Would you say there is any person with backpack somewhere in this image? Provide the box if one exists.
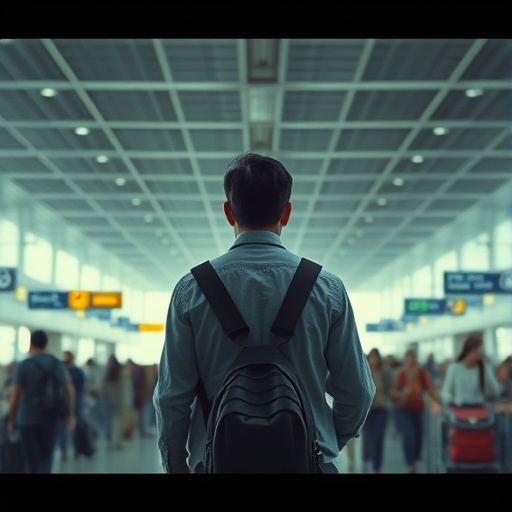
[7,329,75,473]
[153,152,376,474]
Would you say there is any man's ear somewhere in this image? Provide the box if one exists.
[223,201,236,226]
[280,202,292,227]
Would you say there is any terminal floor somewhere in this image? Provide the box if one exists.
[37,423,510,508]
[50,425,424,475]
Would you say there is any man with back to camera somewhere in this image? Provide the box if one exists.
[7,329,75,473]
[152,152,376,474]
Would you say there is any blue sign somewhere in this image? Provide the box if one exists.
[366,319,403,332]
[446,294,482,308]
[28,291,69,309]
[444,270,512,294]
[401,314,420,324]
[112,316,131,328]
[404,298,466,315]
[0,268,16,291]
[405,298,446,315]
[85,309,113,321]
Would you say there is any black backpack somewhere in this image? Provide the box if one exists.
[28,356,69,423]
[191,257,324,474]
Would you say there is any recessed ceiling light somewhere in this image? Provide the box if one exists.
[376,197,387,206]
[393,177,405,187]
[411,155,424,164]
[74,127,90,136]
[131,197,141,206]
[144,214,153,223]
[433,127,448,136]
[115,178,126,186]
[40,88,58,98]
[465,88,484,98]
[96,155,109,164]
[364,214,373,224]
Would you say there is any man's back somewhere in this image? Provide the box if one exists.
[157,230,375,472]
[153,152,375,474]
[13,353,67,427]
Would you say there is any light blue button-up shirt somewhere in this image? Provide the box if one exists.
[153,230,375,473]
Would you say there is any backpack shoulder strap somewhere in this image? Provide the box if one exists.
[191,261,249,344]
[191,258,322,433]
[272,258,322,342]
[191,261,249,426]
[26,356,55,375]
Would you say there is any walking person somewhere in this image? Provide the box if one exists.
[153,152,375,474]
[55,350,87,460]
[7,329,75,473]
[390,348,439,473]
[362,347,394,473]
[103,355,134,450]
[82,357,106,439]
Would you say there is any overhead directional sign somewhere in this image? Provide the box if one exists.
[90,292,122,309]
[366,319,404,332]
[0,268,16,292]
[28,291,69,309]
[68,291,91,310]
[27,290,123,310]
[68,291,122,309]
[444,270,512,294]
[404,298,466,315]
[112,316,131,328]
[138,323,164,332]
[85,309,113,321]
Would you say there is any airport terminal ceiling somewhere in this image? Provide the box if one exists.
[0,39,511,293]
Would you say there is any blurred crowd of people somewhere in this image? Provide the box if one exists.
[1,330,510,474]
[0,336,158,473]
[345,334,512,474]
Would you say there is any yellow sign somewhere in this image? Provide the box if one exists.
[447,298,466,315]
[138,323,164,332]
[90,292,122,309]
[68,290,91,310]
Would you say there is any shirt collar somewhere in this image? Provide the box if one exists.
[229,230,285,251]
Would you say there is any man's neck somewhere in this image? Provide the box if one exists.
[28,347,46,356]
[235,225,281,237]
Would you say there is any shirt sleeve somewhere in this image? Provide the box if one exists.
[153,280,197,473]
[325,285,376,450]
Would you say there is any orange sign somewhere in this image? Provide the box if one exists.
[90,292,122,309]
[138,323,164,332]
[68,290,91,310]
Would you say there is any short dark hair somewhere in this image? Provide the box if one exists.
[30,329,48,349]
[223,152,293,228]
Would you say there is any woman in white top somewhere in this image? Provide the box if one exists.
[441,334,501,407]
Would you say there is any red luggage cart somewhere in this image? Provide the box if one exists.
[434,404,510,473]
